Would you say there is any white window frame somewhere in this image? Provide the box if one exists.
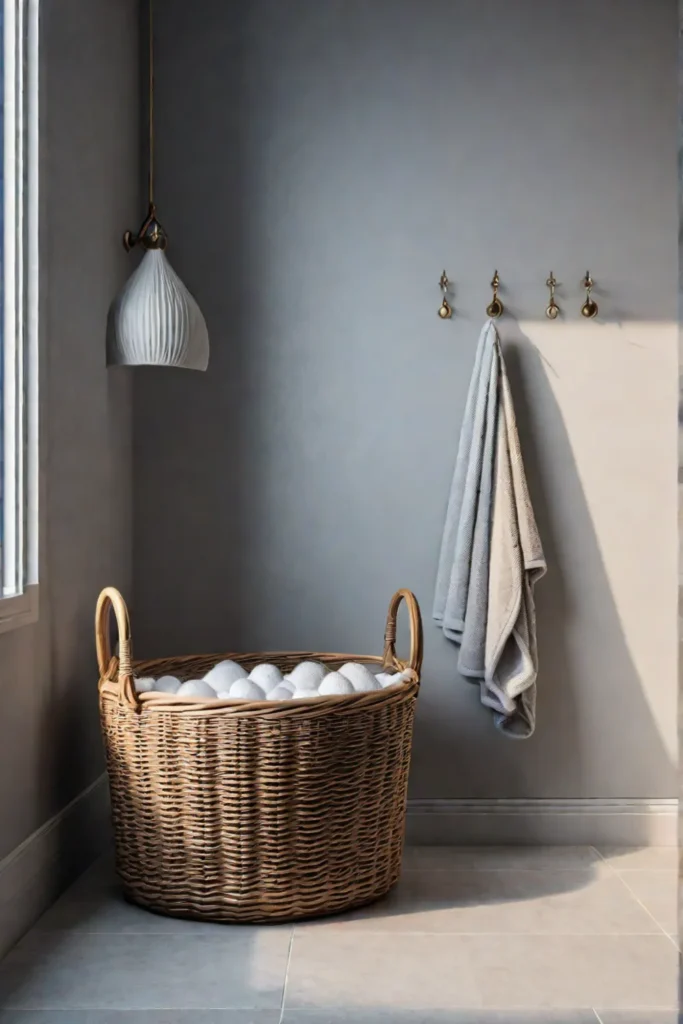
[0,0,38,633]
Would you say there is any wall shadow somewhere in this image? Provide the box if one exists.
[130,0,677,816]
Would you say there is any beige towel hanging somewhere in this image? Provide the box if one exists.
[482,341,546,736]
[434,320,546,737]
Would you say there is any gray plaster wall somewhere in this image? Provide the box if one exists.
[134,0,678,801]
[0,0,137,863]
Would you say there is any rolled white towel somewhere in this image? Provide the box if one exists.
[288,661,328,690]
[153,675,181,694]
[177,679,217,698]
[204,660,248,692]
[229,678,266,700]
[267,684,296,701]
[339,662,381,692]
[376,671,409,688]
[134,677,155,693]
[248,663,284,692]
[318,671,355,695]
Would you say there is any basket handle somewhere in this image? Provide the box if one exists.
[95,587,137,707]
[382,589,423,675]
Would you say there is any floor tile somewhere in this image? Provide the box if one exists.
[33,876,283,936]
[285,932,676,1010]
[466,934,677,1010]
[299,866,658,934]
[285,932,483,1010]
[0,1014,280,1023]
[281,1011,597,1022]
[595,1013,678,1023]
[402,846,600,871]
[0,930,291,1010]
[614,871,677,933]
[595,847,677,871]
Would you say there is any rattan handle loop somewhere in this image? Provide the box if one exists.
[95,587,137,707]
[382,589,423,675]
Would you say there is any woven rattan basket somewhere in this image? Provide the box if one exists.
[96,586,423,923]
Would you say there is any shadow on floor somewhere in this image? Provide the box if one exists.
[37,846,604,931]
[0,1005,675,1023]
[0,847,674,1019]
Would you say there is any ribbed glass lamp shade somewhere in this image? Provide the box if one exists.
[107,249,209,370]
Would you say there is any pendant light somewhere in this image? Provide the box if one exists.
[106,0,209,370]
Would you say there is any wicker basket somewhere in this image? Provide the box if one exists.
[96,586,423,923]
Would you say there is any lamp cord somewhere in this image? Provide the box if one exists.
[148,0,154,207]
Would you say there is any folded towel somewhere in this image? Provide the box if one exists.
[433,320,546,737]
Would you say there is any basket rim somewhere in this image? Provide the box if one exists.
[96,586,423,714]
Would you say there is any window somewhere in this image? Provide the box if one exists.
[0,0,38,631]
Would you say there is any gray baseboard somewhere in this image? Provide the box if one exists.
[405,798,678,847]
[0,773,110,959]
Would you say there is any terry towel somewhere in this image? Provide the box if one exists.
[433,320,546,737]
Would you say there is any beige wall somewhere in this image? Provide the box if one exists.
[0,0,137,864]
[133,0,677,802]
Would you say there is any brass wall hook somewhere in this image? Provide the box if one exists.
[545,272,560,319]
[486,270,503,318]
[581,271,598,318]
[438,270,453,319]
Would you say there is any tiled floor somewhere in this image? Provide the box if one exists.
[0,846,677,1023]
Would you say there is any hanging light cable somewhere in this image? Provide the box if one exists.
[106,0,209,370]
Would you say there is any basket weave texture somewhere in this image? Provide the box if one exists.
[96,587,423,923]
